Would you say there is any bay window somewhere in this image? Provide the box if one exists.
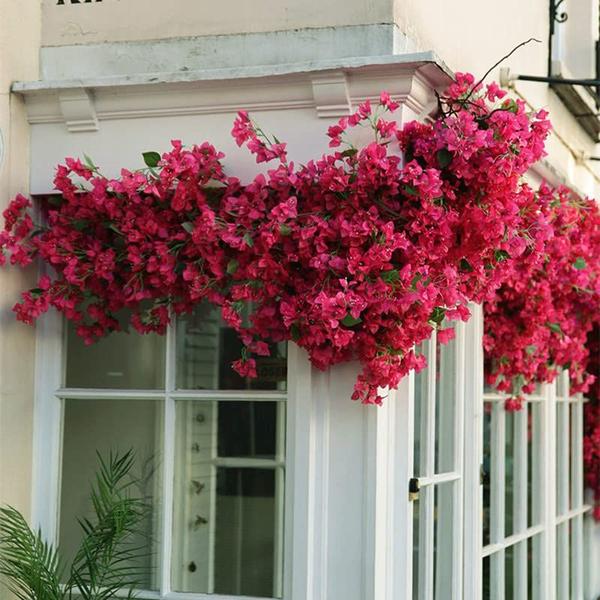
[50,303,288,599]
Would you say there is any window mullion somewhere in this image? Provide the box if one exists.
[418,330,437,600]
[513,408,528,598]
[571,391,585,599]
[160,321,177,597]
[490,402,505,600]
[539,381,557,600]
[462,304,483,600]
[32,309,65,542]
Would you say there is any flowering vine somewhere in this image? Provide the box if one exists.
[0,74,552,404]
[483,184,600,409]
[2,69,600,510]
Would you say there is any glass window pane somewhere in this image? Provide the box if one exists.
[528,403,541,528]
[218,401,280,459]
[412,500,420,598]
[483,555,491,599]
[66,316,165,389]
[176,302,287,391]
[434,481,457,599]
[172,400,284,598]
[556,521,570,598]
[60,398,162,591]
[413,340,428,477]
[505,411,515,537]
[505,543,515,600]
[556,401,570,515]
[435,333,457,474]
[483,402,492,547]
[214,468,280,597]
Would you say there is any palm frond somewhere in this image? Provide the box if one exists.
[0,506,64,600]
[66,449,152,600]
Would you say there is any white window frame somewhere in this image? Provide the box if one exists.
[30,298,593,600]
[30,308,308,600]
[466,342,592,599]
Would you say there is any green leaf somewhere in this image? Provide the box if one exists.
[72,219,90,231]
[436,148,453,169]
[47,196,64,208]
[181,221,195,233]
[226,259,239,275]
[503,98,519,114]
[243,233,254,247]
[410,272,423,290]
[340,148,358,159]
[403,185,418,197]
[83,153,97,171]
[142,151,161,168]
[494,249,510,262]
[341,313,362,327]
[459,258,473,272]
[429,307,446,325]
[290,323,301,341]
[104,222,122,235]
[279,224,292,236]
[573,257,587,270]
[546,322,563,335]
[526,344,537,356]
[380,269,399,283]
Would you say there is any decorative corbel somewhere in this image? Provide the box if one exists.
[58,88,99,132]
[310,72,351,118]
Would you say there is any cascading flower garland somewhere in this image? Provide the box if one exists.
[1,71,600,507]
[483,184,600,410]
[0,74,553,404]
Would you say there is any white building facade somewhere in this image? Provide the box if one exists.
[1,1,600,599]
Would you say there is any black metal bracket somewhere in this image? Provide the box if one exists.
[548,0,568,77]
[551,0,568,31]
[516,74,600,87]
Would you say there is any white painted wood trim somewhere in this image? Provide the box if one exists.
[31,308,64,540]
[540,381,557,600]
[462,303,484,600]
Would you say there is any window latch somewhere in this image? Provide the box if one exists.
[480,464,490,486]
[408,477,420,502]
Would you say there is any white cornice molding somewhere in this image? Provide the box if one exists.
[311,72,351,118]
[12,54,452,131]
[58,88,98,132]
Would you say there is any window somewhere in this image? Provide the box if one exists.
[50,303,288,599]
[480,371,590,599]
[411,329,464,599]
[481,384,544,598]
[408,307,592,600]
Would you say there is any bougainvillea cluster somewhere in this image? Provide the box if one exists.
[483,184,600,409]
[0,73,552,404]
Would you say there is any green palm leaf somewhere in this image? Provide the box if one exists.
[0,449,152,600]
[65,450,152,600]
[0,506,64,600]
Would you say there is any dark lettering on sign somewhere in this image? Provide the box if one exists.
[57,0,102,4]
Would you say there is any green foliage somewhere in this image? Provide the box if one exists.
[0,450,151,600]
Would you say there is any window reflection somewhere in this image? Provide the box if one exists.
[176,303,287,391]
[172,400,284,598]
[66,315,165,389]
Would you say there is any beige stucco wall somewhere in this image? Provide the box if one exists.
[0,0,41,517]
[40,0,600,197]
[41,0,393,46]
[393,0,600,197]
